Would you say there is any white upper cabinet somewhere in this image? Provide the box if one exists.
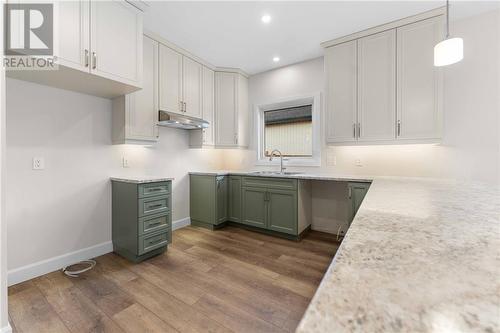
[7,0,143,98]
[397,17,443,140]
[215,71,249,148]
[215,72,238,146]
[236,74,249,147]
[182,56,203,118]
[55,0,90,72]
[112,35,158,144]
[189,66,215,147]
[357,30,396,142]
[202,67,215,145]
[90,0,143,86]
[323,11,444,145]
[325,40,357,143]
[159,44,183,114]
[158,44,204,118]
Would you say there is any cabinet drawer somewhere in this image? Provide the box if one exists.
[138,195,170,217]
[139,212,170,236]
[242,177,297,191]
[138,182,171,198]
[138,230,170,255]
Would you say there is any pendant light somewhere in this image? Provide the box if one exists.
[434,0,463,66]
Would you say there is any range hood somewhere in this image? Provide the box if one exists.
[158,111,209,130]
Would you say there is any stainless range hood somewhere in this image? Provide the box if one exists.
[158,111,209,130]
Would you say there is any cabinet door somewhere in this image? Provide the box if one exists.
[228,176,241,222]
[267,189,297,235]
[236,74,249,147]
[325,41,357,143]
[357,30,396,141]
[202,67,215,145]
[397,17,443,140]
[216,176,228,224]
[55,0,90,72]
[215,72,237,146]
[183,57,203,118]
[241,187,267,228]
[190,175,216,225]
[348,182,370,224]
[159,44,183,115]
[125,36,158,141]
[90,0,142,86]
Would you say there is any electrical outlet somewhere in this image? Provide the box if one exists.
[122,157,130,168]
[355,158,362,167]
[32,157,45,170]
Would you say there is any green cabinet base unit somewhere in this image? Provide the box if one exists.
[191,219,227,230]
[112,180,172,263]
[113,244,168,263]
[190,174,312,238]
[227,222,311,241]
[348,182,371,225]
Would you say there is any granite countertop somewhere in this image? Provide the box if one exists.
[188,170,373,183]
[297,178,500,333]
[110,176,174,184]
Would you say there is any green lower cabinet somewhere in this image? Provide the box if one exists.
[228,176,242,222]
[216,176,228,224]
[190,174,228,228]
[267,189,297,235]
[348,182,370,224]
[112,180,172,263]
[190,175,311,238]
[241,186,267,228]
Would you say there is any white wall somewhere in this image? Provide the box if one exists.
[6,78,225,275]
[228,9,500,232]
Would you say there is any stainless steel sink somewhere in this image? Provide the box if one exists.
[249,171,303,176]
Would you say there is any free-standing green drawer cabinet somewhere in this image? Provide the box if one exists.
[112,179,172,262]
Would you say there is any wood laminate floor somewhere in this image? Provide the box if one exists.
[8,226,340,333]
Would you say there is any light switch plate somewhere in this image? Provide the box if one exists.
[355,158,362,167]
[33,157,45,170]
[122,157,130,168]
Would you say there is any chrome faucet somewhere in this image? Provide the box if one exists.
[269,149,286,174]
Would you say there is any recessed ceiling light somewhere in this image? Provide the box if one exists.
[273,56,280,62]
[261,15,271,24]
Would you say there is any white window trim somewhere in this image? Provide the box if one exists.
[255,92,321,167]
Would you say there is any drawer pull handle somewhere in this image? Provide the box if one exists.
[147,220,162,228]
[149,188,163,192]
[147,203,163,209]
[147,236,163,246]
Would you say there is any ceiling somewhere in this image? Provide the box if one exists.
[144,1,499,75]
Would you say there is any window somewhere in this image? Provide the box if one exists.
[264,105,312,157]
[256,93,321,166]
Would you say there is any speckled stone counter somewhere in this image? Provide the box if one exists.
[297,178,500,333]
[110,176,174,184]
[188,171,373,183]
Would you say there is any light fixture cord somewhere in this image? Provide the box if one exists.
[446,0,450,38]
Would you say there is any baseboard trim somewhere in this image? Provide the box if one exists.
[7,241,113,286]
[8,218,191,286]
[172,217,190,230]
[0,324,12,333]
